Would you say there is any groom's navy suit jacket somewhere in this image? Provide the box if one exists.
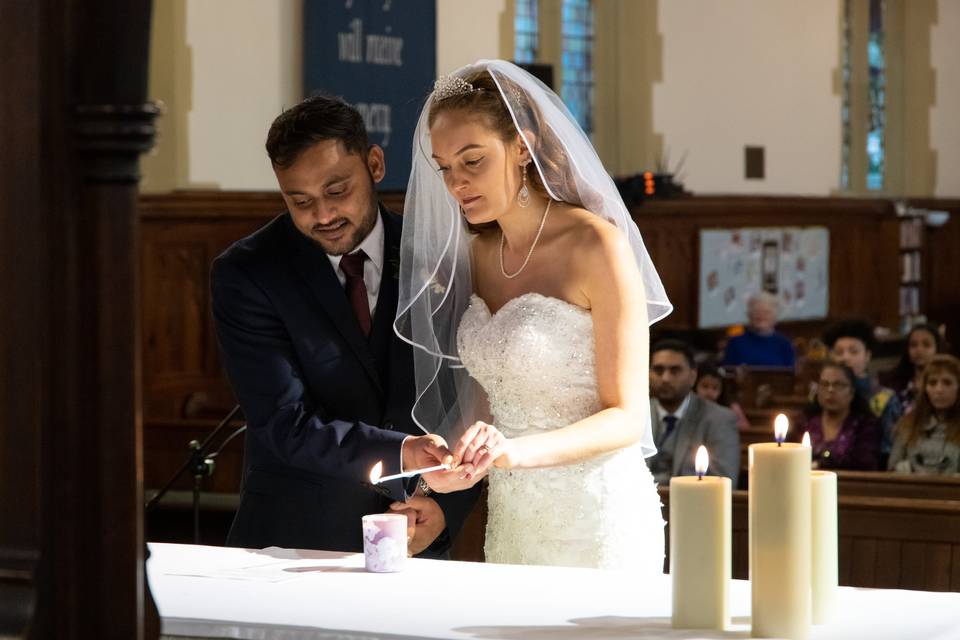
[211,208,477,555]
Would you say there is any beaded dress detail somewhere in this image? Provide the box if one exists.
[457,293,665,571]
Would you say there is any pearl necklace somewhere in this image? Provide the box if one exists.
[499,199,553,279]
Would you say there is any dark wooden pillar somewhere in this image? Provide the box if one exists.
[0,0,158,637]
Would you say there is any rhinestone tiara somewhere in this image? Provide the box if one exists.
[432,75,476,102]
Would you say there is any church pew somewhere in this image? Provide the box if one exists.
[834,470,960,502]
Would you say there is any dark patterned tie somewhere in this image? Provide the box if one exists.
[339,250,371,337]
[659,415,679,448]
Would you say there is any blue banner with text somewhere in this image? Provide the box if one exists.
[304,0,436,191]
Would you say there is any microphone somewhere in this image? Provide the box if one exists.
[146,404,245,544]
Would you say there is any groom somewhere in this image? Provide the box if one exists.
[211,94,478,556]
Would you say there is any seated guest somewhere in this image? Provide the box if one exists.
[823,320,902,460]
[649,340,740,486]
[889,354,960,475]
[889,323,945,415]
[800,362,882,470]
[721,292,796,368]
[694,362,750,430]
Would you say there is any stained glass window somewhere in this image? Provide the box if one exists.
[840,0,886,191]
[866,0,886,191]
[515,0,538,64]
[561,0,593,136]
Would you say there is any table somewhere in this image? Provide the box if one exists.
[148,543,960,640]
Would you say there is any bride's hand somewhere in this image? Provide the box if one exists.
[453,421,517,476]
[420,464,487,493]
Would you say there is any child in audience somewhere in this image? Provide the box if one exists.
[888,354,960,475]
[800,362,882,470]
[695,362,750,430]
[889,323,945,414]
[823,320,902,464]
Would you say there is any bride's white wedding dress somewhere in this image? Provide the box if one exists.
[457,292,665,572]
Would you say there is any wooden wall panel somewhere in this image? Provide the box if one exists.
[910,198,960,349]
[139,192,281,425]
[632,197,902,333]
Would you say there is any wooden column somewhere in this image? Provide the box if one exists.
[0,0,159,637]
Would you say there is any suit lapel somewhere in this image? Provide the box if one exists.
[285,215,382,394]
[672,394,702,476]
[368,210,401,364]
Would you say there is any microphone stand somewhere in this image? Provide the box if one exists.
[146,404,245,544]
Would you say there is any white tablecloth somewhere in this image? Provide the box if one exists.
[148,542,960,640]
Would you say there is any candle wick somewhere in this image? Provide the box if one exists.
[697,473,703,481]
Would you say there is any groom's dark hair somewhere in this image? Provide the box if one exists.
[650,339,696,369]
[266,94,370,169]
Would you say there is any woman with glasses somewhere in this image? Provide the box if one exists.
[888,354,960,475]
[798,362,882,470]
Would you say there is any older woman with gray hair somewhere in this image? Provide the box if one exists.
[721,291,796,368]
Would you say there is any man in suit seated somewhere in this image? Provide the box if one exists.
[212,95,478,557]
[648,339,740,486]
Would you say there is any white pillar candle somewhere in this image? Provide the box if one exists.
[811,470,838,624]
[749,414,811,639]
[670,446,731,630]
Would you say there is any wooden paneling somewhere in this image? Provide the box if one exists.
[140,191,282,425]
[632,196,902,333]
[910,197,960,350]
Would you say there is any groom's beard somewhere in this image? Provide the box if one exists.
[651,382,690,406]
[310,193,378,256]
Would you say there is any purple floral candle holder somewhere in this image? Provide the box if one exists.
[362,513,407,573]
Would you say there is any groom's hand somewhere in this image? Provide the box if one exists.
[401,434,453,472]
[390,496,445,556]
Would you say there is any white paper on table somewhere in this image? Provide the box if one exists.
[161,547,366,583]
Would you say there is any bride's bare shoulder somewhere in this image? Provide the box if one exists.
[552,204,631,261]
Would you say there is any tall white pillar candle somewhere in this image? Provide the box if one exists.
[670,446,731,630]
[811,470,838,624]
[749,414,811,639]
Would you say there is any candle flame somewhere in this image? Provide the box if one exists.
[695,445,709,476]
[369,461,383,484]
[801,431,811,448]
[774,413,789,443]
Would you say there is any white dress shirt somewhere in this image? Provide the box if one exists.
[326,210,384,317]
[652,392,692,441]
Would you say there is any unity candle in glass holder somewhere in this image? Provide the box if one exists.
[749,414,811,640]
[670,446,731,630]
[362,514,408,573]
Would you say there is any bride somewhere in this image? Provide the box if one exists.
[394,60,672,572]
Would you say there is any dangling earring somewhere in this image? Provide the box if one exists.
[517,162,531,208]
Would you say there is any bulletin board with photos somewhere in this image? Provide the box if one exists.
[698,227,830,329]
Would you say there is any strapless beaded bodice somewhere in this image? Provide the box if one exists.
[456,293,664,571]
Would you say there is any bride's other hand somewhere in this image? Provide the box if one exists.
[454,421,516,475]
